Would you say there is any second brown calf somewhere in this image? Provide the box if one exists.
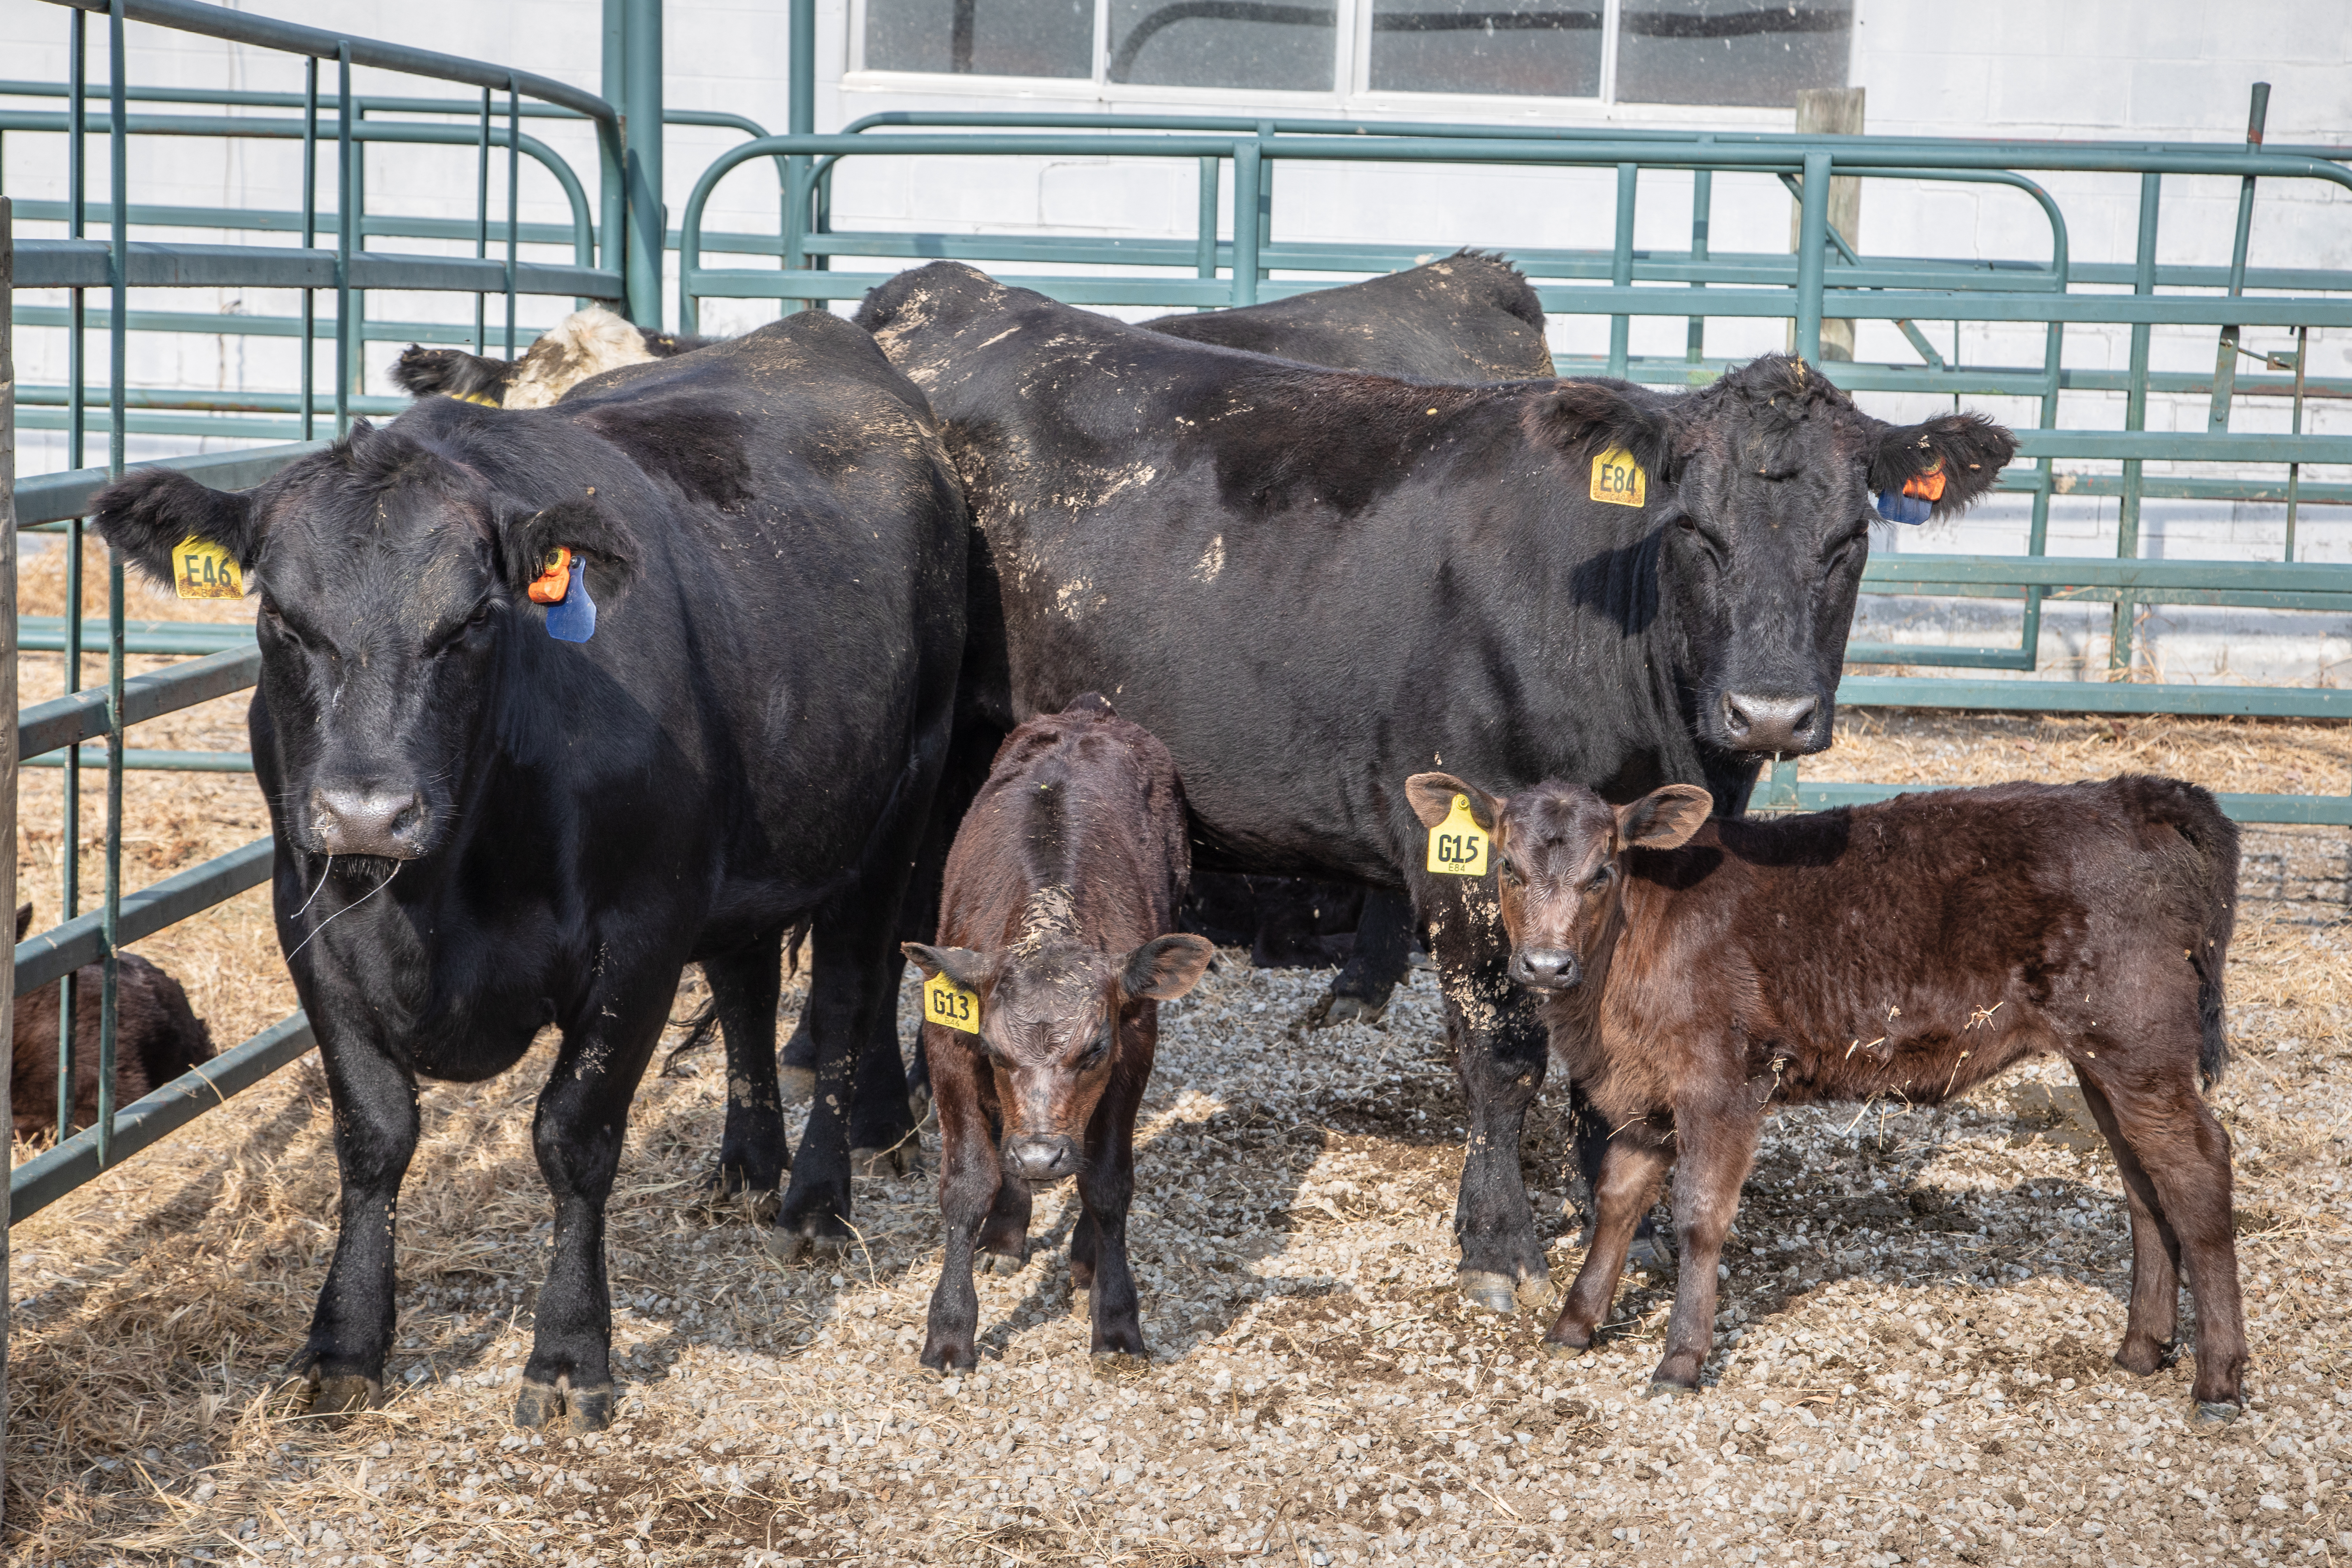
[12,903,216,1140]
[906,696,1213,1371]
[1406,772,2247,1423]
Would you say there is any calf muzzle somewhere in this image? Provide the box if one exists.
[1510,948,1581,990]
[308,783,431,860]
[1006,1134,1081,1183]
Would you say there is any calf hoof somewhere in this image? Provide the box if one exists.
[1644,1379,1695,1404]
[1458,1269,1520,1315]
[852,1142,923,1179]
[1313,993,1387,1029]
[778,1064,816,1101]
[1542,1339,1590,1361]
[2192,1400,2244,1431]
[2115,1335,2181,1376]
[763,1222,849,1264]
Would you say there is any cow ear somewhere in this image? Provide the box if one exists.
[89,468,262,591]
[1523,378,1680,478]
[1868,412,2016,518]
[1406,771,1505,832]
[902,943,998,993]
[1616,784,1713,851]
[15,902,32,943]
[1121,934,1215,1002]
[497,491,639,599]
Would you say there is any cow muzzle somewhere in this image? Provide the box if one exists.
[1006,1134,1081,1183]
[1510,948,1581,991]
[1719,689,1828,755]
[308,782,431,859]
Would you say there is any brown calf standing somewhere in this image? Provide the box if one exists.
[906,696,1214,1371]
[1405,773,2247,1423]
[12,903,216,1140]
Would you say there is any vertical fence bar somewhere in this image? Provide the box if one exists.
[475,86,491,354]
[1685,163,1711,368]
[1232,141,1262,307]
[335,44,353,437]
[2284,325,2307,563]
[2205,82,2268,434]
[787,0,815,312]
[1196,155,1219,299]
[59,8,86,1137]
[623,0,665,328]
[505,80,521,357]
[349,96,367,408]
[2016,318,2064,670]
[300,56,318,440]
[2,193,21,1533]
[100,0,130,1168]
[1608,162,1636,378]
[2112,171,2161,673]
[600,0,627,287]
[1794,150,1830,363]
[1254,122,1273,278]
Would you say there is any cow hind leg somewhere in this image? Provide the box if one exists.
[516,981,673,1433]
[2072,1069,2183,1375]
[703,926,791,1219]
[770,901,900,1259]
[1318,887,1414,1026]
[848,960,922,1177]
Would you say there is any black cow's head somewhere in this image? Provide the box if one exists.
[91,421,635,862]
[1529,356,2015,757]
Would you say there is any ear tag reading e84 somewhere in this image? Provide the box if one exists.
[1589,448,1647,508]
[1426,793,1491,877]
[923,970,981,1035]
[173,535,243,600]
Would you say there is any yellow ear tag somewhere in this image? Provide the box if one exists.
[922,970,981,1035]
[1426,794,1491,877]
[173,535,243,599]
[1590,447,1647,508]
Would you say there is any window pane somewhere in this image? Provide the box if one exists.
[1615,1,1851,107]
[1370,0,1601,97]
[1108,0,1336,89]
[864,0,1094,77]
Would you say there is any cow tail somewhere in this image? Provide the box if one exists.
[2163,779,2241,1089]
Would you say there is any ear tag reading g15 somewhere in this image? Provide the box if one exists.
[1589,448,1647,508]
[923,970,981,1035]
[173,535,243,600]
[1426,793,1491,877]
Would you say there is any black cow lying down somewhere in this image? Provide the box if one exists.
[93,312,966,1430]
[856,261,2016,1312]
[1414,771,2247,1419]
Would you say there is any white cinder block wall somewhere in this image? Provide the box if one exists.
[4,0,2347,677]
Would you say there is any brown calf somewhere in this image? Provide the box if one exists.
[1405,773,2247,1423]
[12,903,216,1140]
[905,696,1213,1371]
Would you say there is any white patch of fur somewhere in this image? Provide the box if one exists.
[503,305,654,409]
[1192,534,1226,584]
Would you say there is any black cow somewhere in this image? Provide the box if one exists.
[854,262,2015,1312]
[92,312,967,1429]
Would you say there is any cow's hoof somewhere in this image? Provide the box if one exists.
[1091,1349,1150,1373]
[289,1368,380,1422]
[1644,1380,1694,1404]
[565,1383,616,1433]
[699,1174,782,1225]
[1515,1273,1556,1309]
[1458,1270,1520,1314]
[2192,1400,2244,1431]
[762,1224,848,1264]
[1314,993,1387,1029]
[778,1065,815,1101]
[1542,1339,1588,1361]
[513,1380,565,1431]
[851,1142,923,1179]
[921,1342,977,1375]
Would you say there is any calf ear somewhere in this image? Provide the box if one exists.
[1523,378,1681,479]
[1868,412,2017,518]
[15,902,32,943]
[1121,934,1215,1002]
[1617,783,1713,851]
[901,943,996,993]
[1405,771,1505,832]
[498,491,639,599]
[89,469,262,591]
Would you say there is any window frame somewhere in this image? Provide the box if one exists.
[842,0,1851,119]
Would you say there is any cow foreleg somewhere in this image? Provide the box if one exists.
[704,925,790,1219]
[1318,886,1415,1026]
[288,1035,420,1419]
[516,983,671,1434]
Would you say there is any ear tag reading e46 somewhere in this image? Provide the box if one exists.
[173,535,243,600]
[1590,448,1646,508]
[923,970,981,1035]
[1426,793,1491,877]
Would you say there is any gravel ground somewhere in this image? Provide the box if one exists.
[5,710,2348,1567]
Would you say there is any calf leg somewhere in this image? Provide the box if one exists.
[1650,1098,1762,1393]
[705,925,790,1217]
[1568,1080,1672,1272]
[516,979,673,1433]
[2073,1069,2183,1375]
[1074,1024,1154,1359]
[2075,1056,2247,1417]
[288,1036,421,1417]
[921,1027,998,1372]
[1546,1131,1671,1354]
[1320,887,1415,1025]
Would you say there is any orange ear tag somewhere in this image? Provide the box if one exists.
[1901,459,1948,503]
[527,546,572,604]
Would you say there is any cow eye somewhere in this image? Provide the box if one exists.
[1585,865,1614,891]
[1497,860,1524,888]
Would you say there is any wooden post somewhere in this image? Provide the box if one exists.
[1790,87,1864,362]
[1,193,19,1533]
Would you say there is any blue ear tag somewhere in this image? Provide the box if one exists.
[1875,488,1934,525]
[544,568,597,642]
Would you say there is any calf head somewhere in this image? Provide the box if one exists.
[1406,774,1711,990]
[905,924,1213,1181]
[1528,357,2015,757]
[92,422,635,862]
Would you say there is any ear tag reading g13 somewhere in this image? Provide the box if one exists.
[173,535,243,600]
[1589,448,1647,508]
[1426,793,1491,877]
[923,970,981,1035]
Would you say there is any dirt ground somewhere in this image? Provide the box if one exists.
[5,548,2348,1567]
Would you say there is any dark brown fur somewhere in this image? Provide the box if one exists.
[1405,774,2247,1418]
[905,695,1212,1371]
[12,903,215,1139]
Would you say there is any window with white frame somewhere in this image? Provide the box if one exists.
[857,0,1851,105]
